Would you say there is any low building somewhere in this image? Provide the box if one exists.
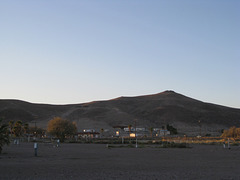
[83,129,96,133]
[156,129,170,136]
[78,130,100,138]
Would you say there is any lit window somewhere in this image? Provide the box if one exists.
[130,133,135,138]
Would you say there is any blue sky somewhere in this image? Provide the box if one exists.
[0,0,239,108]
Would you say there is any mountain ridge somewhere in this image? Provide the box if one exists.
[1,91,240,136]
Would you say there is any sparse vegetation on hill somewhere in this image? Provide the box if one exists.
[1,91,240,136]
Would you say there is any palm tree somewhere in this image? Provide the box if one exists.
[24,123,29,135]
[9,120,14,137]
[0,118,10,153]
[13,120,23,137]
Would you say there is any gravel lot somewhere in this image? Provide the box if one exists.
[1,142,240,180]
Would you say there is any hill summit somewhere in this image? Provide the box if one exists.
[1,91,240,136]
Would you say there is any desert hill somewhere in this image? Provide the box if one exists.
[1,91,240,136]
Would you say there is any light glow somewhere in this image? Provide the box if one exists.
[130,133,136,138]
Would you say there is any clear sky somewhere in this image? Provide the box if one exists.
[0,0,239,108]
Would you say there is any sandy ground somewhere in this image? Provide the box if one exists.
[0,142,240,180]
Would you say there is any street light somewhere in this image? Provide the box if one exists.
[116,130,119,137]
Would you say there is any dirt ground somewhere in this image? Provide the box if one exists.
[0,142,240,180]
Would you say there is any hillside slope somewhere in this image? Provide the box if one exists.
[1,91,240,135]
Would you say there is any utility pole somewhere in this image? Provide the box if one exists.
[163,118,166,137]
[30,121,37,139]
[32,121,37,134]
[32,115,38,135]
[134,119,137,148]
[198,120,202,137]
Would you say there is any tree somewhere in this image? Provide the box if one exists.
[221,126,240,139]
[167,124,178,135]
[47,117,77,142]
[0,118,10,154]
[29,126,46,137]
[24,123,29,134]
[13,120,23,137]
[9,120,14,137]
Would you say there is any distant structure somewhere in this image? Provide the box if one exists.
[113,126,170,137]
